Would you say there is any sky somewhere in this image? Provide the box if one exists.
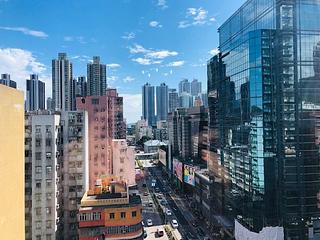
[0,0,245,123]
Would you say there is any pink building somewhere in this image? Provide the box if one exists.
[76,89,126,189]
[112,139,136,187]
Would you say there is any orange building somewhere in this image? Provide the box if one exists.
[79,177,143,240]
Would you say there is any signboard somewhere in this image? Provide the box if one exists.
[183,164,200,186]
[173,158,183,182]
[159,149,166,166]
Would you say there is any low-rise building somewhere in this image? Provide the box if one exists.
[144,140,167,153]
[79,177,143,240]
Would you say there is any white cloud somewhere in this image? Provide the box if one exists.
[107,63,121,69]
[149,21,162,28]
[157,0,168,9]
[130,44,177,65]
[123,76,135,82]
[0,26,48,38]
[167,60,185,67]
[209,48,219,56]
[0,48,50,96]
[121,94,142,123]
[146,50,177,59]
[132,58,162,65]
[63,36,87,44]
[129,44,150,54]
[71,55,91,62]
[122,32,135,40]
[178,7,216,28]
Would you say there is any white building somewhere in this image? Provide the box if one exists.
[135,119,153,141]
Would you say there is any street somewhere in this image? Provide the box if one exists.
[138,163,213,240]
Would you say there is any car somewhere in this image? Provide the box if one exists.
[143,192,148,196]
[155,229,164,237]
[166,209,172,216]
[171,219,179,228]
[156,194,162,200]
[143,230,147,238]
[148,201,153,207]
[155,188,160,193]
[141,221,144,226]
[160,199,167,205]
[147,219,153,226]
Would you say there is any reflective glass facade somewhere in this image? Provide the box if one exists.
[208,0,320,238]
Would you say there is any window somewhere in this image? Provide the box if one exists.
[36,181,41,188]
[46,234,52,240]
[36,221,41,229]
[132,211,137,217]
[121,212,126,219]
[36,207,41,216]
[92,98,99,105]
[46,193,52,201]
[46,179,52,188]
[35,193,41,202]
[46,152,52,160]
[35,166,42,174]
[35,152,42,160]
[36,139,41,147]
[46,166,52,175]
[46,207,52,215]
[110,213,115,219]
[46,139,51,147]
[46,220,52,229]
[36,235,41,240]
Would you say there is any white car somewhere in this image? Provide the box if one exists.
[147,219,153,226]
[166,209,172,216]
[171,219,178,228]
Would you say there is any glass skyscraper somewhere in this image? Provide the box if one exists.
[208,0,320,238]
[142,83,156,127]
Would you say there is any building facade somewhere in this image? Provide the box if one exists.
[25,113,61,240]
[76,89,126,189]
[58,111,89,240]
[87,56,107,97]
[208,0,320,238]
[76,76,87,97]
[191,79,202,97]
[52,53,75,111]
[156,83,168,121]
[168,88,179,113]
[0,85,25,240]
[78,177,143,240]
[178,79,190,95]
[26,74,45,111]
[179,92,193,109]
[142,83,156,126]
[0,73,17,88]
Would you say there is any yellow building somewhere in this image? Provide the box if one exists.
[0,85,25,239]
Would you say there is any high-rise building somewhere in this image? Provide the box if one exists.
[87,56,107,96]
[79,177,143,240]
[52,53,75,111]
[201,93,208,107]
[179,92,193,108]
[0,85,25,239]
[76,88,126,189]
[156,83,168,121]
[46,97,53,111]
[25,111,89,240]
[58,111,89,240]
[142,83,156,126]
[178,79,190,95]
[25,113,61,240]
[208,0,320,238]
[168,88,179,113]
[76,76,87,97]
[26,74,45,111]
[0,73,17,88]
[191,79,202,97]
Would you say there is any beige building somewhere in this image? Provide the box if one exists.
[0,85,25,240]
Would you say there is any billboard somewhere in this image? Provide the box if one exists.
[159,149,166,166]
[173,158,183,182]
[183,164,200,186]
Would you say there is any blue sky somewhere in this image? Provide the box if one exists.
[0,0,245,123]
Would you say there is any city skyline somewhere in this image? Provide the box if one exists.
[0,0,244,123]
